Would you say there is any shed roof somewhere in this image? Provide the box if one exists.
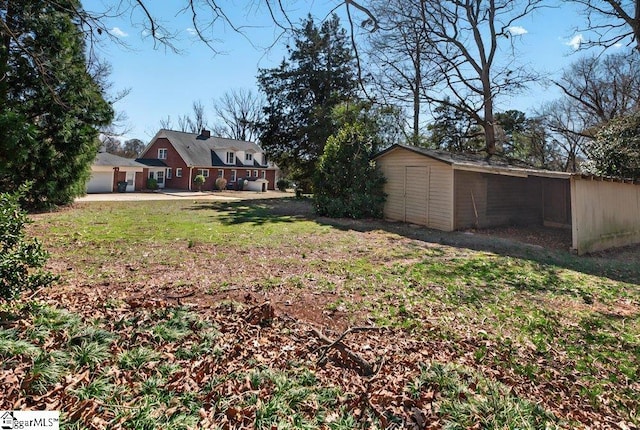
[148,129,267,168]
[374,144,571,179]
[94,152,147,168]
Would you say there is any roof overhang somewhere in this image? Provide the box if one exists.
[453,163,571,179]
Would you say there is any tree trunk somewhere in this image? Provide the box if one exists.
[0,0,13,104]
[482,71,496,156]
[412,42,421,143]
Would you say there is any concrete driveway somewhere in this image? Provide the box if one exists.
[76,189,293,202]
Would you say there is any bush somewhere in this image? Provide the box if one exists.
[1,186,57,300]
[313,122,386,218]
[193,174,206,191]
[215,177,227,191]
[587,111,640,179]
[146,177,158,190]
[276,179,290,192]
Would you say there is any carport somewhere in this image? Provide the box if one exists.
[374,144,640,255]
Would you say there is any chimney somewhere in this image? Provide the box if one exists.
[198,129,211,139]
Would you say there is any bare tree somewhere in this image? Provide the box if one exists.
[166,100,208,133]
[554,52,640,132]
[365,0,434,142]
[410,0,543,156]
[122,138,146,157]
[571,0,640,51]
[212,88,264,141]
[100,135,122,154]
[159,115,173,129]
[539,99,590,172]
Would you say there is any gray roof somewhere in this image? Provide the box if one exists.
[375,144,571,179]
[150,129,266,168]
[94,151,147,168]
[136,158,168,167]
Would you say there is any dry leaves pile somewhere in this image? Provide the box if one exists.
[1,280,637,430]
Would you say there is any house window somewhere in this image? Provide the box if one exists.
[246,170,251,177]
[218,170,224,178]
[253,170,258,177]
[176,168,182,178]
[231,170,237,181]
[197,169,209,178]
[262,171,266,179]
[245,153,253,161]
[149,172,155,179]
[226,152,235,164]
[166,168,172,179]
[158,148,168,159]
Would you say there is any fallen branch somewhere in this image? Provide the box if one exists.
[310,326,381,377]
[167,291,195,300]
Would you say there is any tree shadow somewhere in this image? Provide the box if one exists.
[186,197,640,285]
[322,216,640,286]
[185,197,315,226]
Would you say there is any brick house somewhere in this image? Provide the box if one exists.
[136,129,279,191]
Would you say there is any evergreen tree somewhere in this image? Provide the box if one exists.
[258,14,358,189]
[0,0,113,210]
[313,103,387,219]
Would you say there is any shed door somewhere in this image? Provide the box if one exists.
[404,166,429,225]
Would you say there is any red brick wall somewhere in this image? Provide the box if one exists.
[143,137,190,190]
[141,137,278,191]
[266,170,277,190]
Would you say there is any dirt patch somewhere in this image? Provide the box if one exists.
[465,225,573,251]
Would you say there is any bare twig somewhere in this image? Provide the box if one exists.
[166,291,195,300]
[310,326,382,376]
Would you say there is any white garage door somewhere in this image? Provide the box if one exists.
[86,171,113,193]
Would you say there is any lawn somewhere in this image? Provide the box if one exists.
[1,197,638,429]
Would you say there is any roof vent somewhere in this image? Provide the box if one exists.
[197,129,211,139]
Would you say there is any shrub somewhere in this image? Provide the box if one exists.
[193,174,206,191]
[1,186,57,300]
[313,122,386,219]
[276,179,290,192]
[586,110,640,179]
[215,177,227,191]
[146,177,158,190]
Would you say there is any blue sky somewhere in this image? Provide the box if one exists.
[83,1,626,143]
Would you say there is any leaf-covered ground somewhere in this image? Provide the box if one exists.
[1,198,639,429]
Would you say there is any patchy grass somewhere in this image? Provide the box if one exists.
[7,197,640,428]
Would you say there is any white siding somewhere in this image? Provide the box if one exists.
[571,177,640,254]
[377,148,454,231]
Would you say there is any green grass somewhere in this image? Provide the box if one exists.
[18,198,640,427]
